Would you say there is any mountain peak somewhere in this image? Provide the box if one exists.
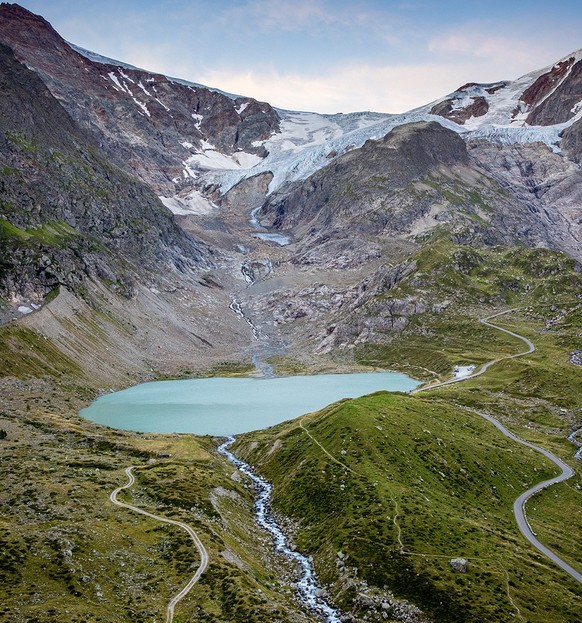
[0,3,280,194]
[0,2,46,21]
[0,3,65,46]
[423,47,582,129]
[0,2,91,81]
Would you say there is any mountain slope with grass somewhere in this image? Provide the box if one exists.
[0,382,323,623]
[232,247,582,621]
[233,302,582,623]
[234,392,579,623]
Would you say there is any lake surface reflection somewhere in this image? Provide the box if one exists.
[81,372,419,435]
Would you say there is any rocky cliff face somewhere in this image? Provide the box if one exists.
[0,3,280,195]
[430,91,490,125]
[255,121,581,265]
[522,56,582,125]
[258,122,469,236]
[467,139,582,261]
[0,41,210,306]
[561,117,582,162]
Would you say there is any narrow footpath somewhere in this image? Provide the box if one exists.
[110,466,209,623]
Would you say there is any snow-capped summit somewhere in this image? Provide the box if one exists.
[1,3,580,219]
[417,48,582,130]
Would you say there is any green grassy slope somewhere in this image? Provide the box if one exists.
[234,388,580,622]
[0,384,317,623]
[355,241,581,381]
[235,250,582,623]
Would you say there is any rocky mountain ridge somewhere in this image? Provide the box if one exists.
[1,2,581,370]
[4,4,581,221]
[255,120,582,267]
[422,48,582,128]
[0,41,211,304]
[196,46,582,206]
[0,38,250,379]
[0,3,280,196]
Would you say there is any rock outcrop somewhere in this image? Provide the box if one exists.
[427,51,582,128]
[430,93,489,124]
[259,121,470,234]
[256,121,582,265]
[561,117,582,163]
[524,57,582,126]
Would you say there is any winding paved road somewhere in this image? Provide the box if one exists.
[412,308,534,393]
[414,309,581,584]
[110,466,209,623]
[473,409,582,583]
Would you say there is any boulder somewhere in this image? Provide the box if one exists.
[450,557,468,573]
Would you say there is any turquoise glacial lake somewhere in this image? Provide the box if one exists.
[80,372,419,436]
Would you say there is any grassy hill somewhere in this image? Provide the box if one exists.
[234,389,580,622]
[353,240,582,381]
[234,298,582,622]
[0,379,324,623]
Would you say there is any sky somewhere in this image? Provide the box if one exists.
[13,0,582,114]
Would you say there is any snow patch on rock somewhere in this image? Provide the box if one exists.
[453,365,476,378]
[159,190,217,215]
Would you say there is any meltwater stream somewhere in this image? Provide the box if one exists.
[217,437,344,623]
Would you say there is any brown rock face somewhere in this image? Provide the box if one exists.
[520,57,575,106]
[430,96,489,125]
[525,59,582,126]
[0,40,209,301]
[0,4,280,193]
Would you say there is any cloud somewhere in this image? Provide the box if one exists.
[427,27,580,76]
[196,62,496,114]
[220,0,402,42]
[217,0,337,33]
[428,32,535,65]
[243,0,335,31]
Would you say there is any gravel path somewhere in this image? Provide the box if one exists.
[110,466,209,623]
